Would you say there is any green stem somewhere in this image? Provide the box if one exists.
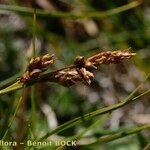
[31,8,37,137]
[1,96,22,140]
[32,8,36,57]
[0,71,22,89]
[31,85,36,137]
[0,81,23,95]
[82,124,150,146]
[0,1,142,19]
[70,116,108,141]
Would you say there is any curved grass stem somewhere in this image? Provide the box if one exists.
[1,96,22,140]
[0,1,142,19]
[31,8,37,138]
[81,124,150,147]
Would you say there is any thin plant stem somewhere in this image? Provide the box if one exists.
[56,115,109,150]
[0,71,22,89]
[0,1,142,19]
[0,81,23,95]
[32,9,36,58]
[57,116,108,149]
[1,96,22,140]
[31,85,36,137]
[31,8,37,137]
[82,124,150,147]
[70,115,108,141]
[56,124,150,149]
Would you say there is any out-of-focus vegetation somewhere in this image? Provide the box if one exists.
[0,0,150,150]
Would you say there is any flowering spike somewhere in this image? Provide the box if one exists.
[85,50,136,69]
[19,49,136,86]
[19,54,54,84]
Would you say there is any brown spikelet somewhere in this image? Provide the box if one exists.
[49,50,135,87]
[19,54,54,84]
[19,49,136,86]
[85,50,136,69]
[49,68,94,87]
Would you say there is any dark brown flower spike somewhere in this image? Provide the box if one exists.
[50,49,135,87]
[51,68,94,87]
[85,50,136,69]
[19,49,136,86]
[20,54,54,84]
[28,54,54,72]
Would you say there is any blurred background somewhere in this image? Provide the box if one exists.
[0,0,150,149]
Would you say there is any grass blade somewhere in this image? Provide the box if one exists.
[0,1,142,19]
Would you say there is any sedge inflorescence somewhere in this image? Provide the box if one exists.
[20,54,54,83]
[19,50,136,86]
